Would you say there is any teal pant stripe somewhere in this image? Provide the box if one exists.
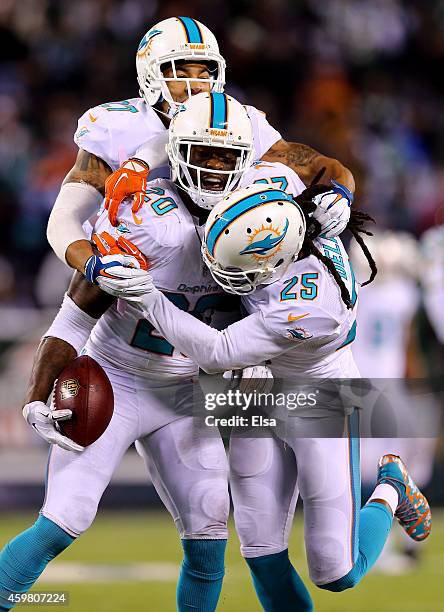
[348,410,361,561]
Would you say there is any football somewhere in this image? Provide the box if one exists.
[53,355,114,446]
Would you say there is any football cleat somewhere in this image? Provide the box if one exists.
[377,454,431,541]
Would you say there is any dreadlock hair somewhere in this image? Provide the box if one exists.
[296,188,377,310]
[347,210,377,286]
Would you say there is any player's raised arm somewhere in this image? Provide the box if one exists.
[261,140,355,238]
[22,273,114,451]
[262,139,355,192]
[47,149,112,273]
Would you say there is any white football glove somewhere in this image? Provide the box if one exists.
[96,265,155,298]
[224,364,274,394]
[85,253,142,282]
[23,401,84,452]
[297,180,353,238]
[312,193,351,238]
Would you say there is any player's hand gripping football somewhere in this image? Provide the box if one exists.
[296,179,353,239]
[104,159,149,227]
[85,231,152,298]
[23,401,84,452]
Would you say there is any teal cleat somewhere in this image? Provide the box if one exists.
[377,454,432,542]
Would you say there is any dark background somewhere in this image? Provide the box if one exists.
[0,0,443,506]
[1,0,444,303]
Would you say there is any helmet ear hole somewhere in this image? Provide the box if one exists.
[275,259,284,267]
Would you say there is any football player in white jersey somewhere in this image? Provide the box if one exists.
[119,189,432,608]
[46,16,355,293]
[0,92,352,611]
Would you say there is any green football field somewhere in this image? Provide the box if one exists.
[0,510,443,611]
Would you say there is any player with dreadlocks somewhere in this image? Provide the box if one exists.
[115,183,431,611]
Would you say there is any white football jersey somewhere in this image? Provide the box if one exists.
[145,236,359,379]
[86,178,240,377]
[86,162,304,377]
[352,278,419,378]
[74,97,281,175]
[241,236,358,377]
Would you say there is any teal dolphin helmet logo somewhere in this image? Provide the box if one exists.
[239,218,289,256]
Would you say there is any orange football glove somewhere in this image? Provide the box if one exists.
[104,159,149,227]
[92,231,149,270]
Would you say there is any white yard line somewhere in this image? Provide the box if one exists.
[40,563,178,583]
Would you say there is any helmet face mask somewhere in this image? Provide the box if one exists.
[202,184,307,295]
[167,92,254,210]
[172,141,253,210]
[201,251,286,295]
[136,18,226,116]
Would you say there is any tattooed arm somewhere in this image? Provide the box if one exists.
[63,149,112,193]
[262,139,355,192]
[24,272,114,404]
[47,149,112,271]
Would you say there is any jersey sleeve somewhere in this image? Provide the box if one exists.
[74,105,113,167]
[143,290,297,373]
[262,300,341,346]
[74,98,160,171]
[242,161,307,197]
[246,105,282,160]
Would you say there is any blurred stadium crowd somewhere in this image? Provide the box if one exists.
[0,0,442,535]
[1,0,444,306]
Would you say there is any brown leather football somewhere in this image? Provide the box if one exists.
[53,356,114,446]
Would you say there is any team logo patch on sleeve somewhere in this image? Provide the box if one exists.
[286,327,313,341]
[75,126,90,139]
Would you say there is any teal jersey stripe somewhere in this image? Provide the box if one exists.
[206,189,295,255]
[348,411,361,562]
[210,92,227,129]
[350,263,357,307]
[336,320,357,351]
[178,17,203,43]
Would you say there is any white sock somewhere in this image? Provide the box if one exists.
[368,483,399,515]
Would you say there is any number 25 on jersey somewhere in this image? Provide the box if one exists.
[280,273,319,301]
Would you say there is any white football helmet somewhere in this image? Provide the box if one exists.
[136,17,225,115]
[202,184,306,294]
[168,92,254,210]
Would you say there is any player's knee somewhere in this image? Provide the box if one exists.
[181,539,226,580]
[179,479,229,540]
[229,437,274,478]
[317,566,361,592]
[42,494,99,536]
[306,537,352,588]
[2,515,75,572]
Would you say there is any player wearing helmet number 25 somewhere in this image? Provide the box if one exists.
[46,16,354,294]
[121,180,431,611]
